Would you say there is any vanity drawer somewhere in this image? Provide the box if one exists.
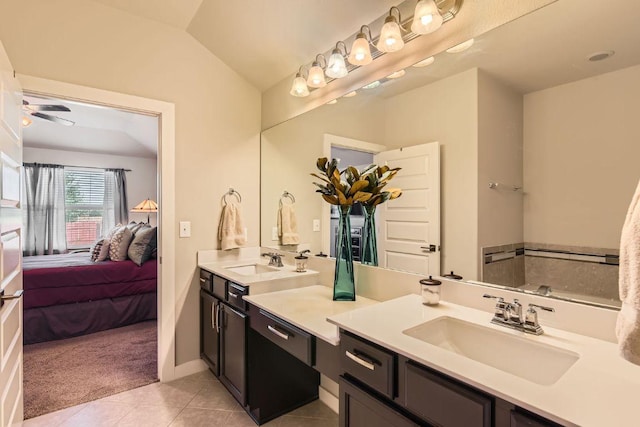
[199,269,213,293]
[249,304,314,366]
[340,331,396,399]
[227,282,248,311]
[402,359,491,427]
[212,274,227,300]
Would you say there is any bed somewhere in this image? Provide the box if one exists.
[23,252,157,344]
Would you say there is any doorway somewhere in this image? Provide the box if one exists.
[18,74,177,411]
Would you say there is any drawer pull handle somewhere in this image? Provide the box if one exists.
[228,292,239,299]
[268,325,290,340]
[345,350,376,371]
[199,278,206,283]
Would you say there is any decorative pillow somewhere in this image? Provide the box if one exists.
[108,226,134,261]
[126,221,146,235]
[127,226,157,266]
[106,223,123,239]
[90,238,111,262]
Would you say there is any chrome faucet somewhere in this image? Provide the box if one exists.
[483,294,555,335]
[261,252,284,267]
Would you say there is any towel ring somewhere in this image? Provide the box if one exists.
[280,191,296,207]
[223,188,242,205]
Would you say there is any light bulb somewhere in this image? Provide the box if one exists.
[411,0,443,35]
[376,16,404,53]
[289,74,309,97]
[348,33,372,66]
[326,49,348,79]
[307,62,326,88]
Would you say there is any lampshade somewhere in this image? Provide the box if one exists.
[289,73,309,97]
[131,198,158,223]
[411,0,443,35]
[307,61,327,88]
[376,15,404,53]
[348,33,372,66]
[326,48,348,79]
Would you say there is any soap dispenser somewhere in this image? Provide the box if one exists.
[419,276,442,305]
[295,250,310,273]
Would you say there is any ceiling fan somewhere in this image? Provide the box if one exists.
[23,100,75,126]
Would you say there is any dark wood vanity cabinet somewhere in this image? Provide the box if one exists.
[339,330,562,427]
[219,302,247,405]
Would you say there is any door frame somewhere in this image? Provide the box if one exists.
[322,134,387,255]
[18,75,177,382]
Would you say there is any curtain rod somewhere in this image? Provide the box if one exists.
[23,162,132,172]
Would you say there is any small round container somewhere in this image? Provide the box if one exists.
[419,276,442,305]
[295,255,308,273]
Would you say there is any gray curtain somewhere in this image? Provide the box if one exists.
[103,169,128,232]
[22,163,68,256]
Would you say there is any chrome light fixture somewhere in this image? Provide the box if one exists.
[289,66,310,97]
[326,41,349,79]
[288,0,463,98]
[307,54,328,88]
[376,7,405,53]
[348,26,373,66]
[411,0,443,35]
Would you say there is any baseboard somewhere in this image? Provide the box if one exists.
[173,359,208,380]
[319,385,339,414]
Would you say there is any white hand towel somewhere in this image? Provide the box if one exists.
[616,179,640,365]
[218,201,247,251]
[277,200,300,245]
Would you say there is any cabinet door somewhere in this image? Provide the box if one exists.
[340,377,419,427]
[200,290,219,376]
[511,411,560,427]
[221,304,247,406]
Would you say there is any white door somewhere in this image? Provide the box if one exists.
[375,142,440,276]
[0,41,24,427]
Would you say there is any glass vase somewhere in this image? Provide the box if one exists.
[333,205,356,301]
[361,205,378,266]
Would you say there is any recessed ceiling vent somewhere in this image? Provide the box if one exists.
[587,50,615,62]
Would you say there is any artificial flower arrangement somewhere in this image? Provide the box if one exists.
[311,157,402,300]
[311,157,402,207]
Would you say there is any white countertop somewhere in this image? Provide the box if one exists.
[199,258,320,295]
[244,285,378,345]
[327,294,640,427]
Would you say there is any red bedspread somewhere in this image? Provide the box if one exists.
[23,253,157,309]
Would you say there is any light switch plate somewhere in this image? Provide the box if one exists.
[313,219,321,232]
[179,221,191,238]
[272,226,278,241]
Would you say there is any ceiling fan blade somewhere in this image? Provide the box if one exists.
[31,112,75,126]
[28,104,71,112]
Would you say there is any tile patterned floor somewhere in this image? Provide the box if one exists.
[20,370,338,427]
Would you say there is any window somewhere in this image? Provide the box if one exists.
[64,168,105,248]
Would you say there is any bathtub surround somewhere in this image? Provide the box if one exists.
[482,242,620,305]
[617,179,640,365]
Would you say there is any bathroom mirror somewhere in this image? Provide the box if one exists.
[260,0,640,309]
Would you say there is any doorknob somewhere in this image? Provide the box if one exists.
[0,289,23,308]
[420,245,440,253]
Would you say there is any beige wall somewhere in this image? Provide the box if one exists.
[477,70,524,275]
[0,0,261,365]
[261,98,385,252]
[23,147,159,226]
[383,68,479,280]
[523,64,640,249]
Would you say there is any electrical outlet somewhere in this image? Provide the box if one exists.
[179,221,191,238]
[272,226,279,241]
[313,219,321,232]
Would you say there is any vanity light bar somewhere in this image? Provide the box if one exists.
[289,0,464,97]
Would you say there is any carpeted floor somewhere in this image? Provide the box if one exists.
[23,320,158,420]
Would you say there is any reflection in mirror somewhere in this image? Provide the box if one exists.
[261,0,640,309]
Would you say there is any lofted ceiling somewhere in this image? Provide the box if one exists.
[22,95,158,158]
[88,0,403,91]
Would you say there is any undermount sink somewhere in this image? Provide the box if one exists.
[225,264,280,275]
[402,316,579,386]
